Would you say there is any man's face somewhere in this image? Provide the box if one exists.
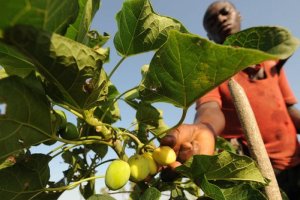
[203,2,241,44]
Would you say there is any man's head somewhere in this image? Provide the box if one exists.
[203,1,241,44]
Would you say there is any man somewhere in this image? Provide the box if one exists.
[161,1,300,199]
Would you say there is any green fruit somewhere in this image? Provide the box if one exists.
[142,152,158,175]
[105,160,130,190]
[152,146,176,166]
[60,122,80,140]
[54,110,67,130]
[128,154,150,182]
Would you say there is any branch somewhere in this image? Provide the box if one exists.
[228,78,282,200]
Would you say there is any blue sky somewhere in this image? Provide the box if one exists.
[57,0,300,199]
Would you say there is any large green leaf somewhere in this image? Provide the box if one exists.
[139,28,298,108]
[224,26,300,59]
[220,183,266,200]
[199,175,267,200]
[0,42,35,78]
[114,0,188,56]
[177,151,267,199]
[3,25,109,112]
[65,0,101,43]
[189,151,266,183]
[136,102,168,139]
[0,76,52,161]
[0,0,78,35]
[0,154,51,200]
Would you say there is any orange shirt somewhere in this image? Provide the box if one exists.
[197,60,300,170]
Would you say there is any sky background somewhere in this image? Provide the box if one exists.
[56,0,300,199]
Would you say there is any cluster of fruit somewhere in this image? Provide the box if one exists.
[105,146,177,190]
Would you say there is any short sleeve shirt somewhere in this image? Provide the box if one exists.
[197,60,300,170]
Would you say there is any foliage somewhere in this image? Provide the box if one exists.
[0,0,299,199]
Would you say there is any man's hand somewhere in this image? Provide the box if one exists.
[160,123,215,165]
[158,123,215,182]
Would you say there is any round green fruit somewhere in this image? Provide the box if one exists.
[142,152,158,175]
[59,122,80,140]
[128,154,150,182]
[105,160,130,190]
[54,110,67,130]
[152,146,176,166]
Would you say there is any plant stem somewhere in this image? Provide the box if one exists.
[143,108,188,148]
[45,175,105,192]
[47,143,67,155]
[50,144,78,158]
[121,131,144,153]
[94,158,116,168]
[112,139,128,161]
[53,135,112,147]
[100,86,139,121]
[108,56,126,79]
[53,103,83,119]
[228,78,282,200]
[121,131,142,146]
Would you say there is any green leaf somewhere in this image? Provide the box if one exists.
[87,31,110,48]
[114,0,188,56]
[220,183,267,200]
[86,143,108,159]
[136,103,168,138]
[87,194,117,200]
[191,151,266,183]
[179,181,201,197]
[199,175,224,199]
[215,137,236,153]
[171,188,186,200]
[224,26,300,59]
[93,77,120,124]
[139,30,284,108]
[199,175,267,200]
[0,76,52,161]
[177,150,267,199]
[0,154,51,200]
[80,172,95,199]
[65,0,101,43]
[0,42,35,78]
[136,102,160,127]
[139,187,161,200]
[0,0,79,35]
[3,25,108,112]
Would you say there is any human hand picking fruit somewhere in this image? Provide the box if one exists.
[160,124,215,167]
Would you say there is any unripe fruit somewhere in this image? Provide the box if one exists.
[59,122,80,140]
[142,152,158,175]
[152,146,176,166]
[128,154,150,182]
[105,160,130,190]
[54,110,67,130]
